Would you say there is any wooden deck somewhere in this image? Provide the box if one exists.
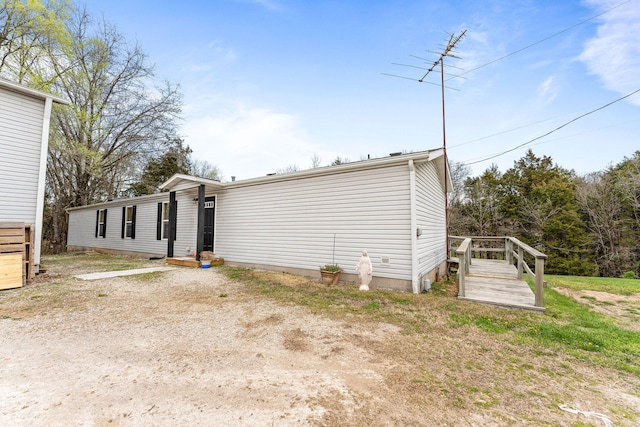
[166,257,201,268]
[165,257,225,268]
[457,258,544,312]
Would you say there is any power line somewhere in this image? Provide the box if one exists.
[449,114,572,148]
[448,101,620,149]
[462,88,640,166]
[448,0,633,81]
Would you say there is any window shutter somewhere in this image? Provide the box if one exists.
[131,206,137,239]
[95,210,99,238]
[173,201,177,241]
[156,203,162,240]
[102,209,107,238]
[121,206,125,239]
[168,201,178,241]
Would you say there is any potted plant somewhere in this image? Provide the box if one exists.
[320,264,342,285]
[319,233,342,285]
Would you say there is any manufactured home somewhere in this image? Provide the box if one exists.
[0,78,69,274]
[67,149,451,293]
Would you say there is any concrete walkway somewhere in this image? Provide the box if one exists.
[75,266,177,280]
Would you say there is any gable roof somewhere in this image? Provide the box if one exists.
[160,149,452,191]
[0,78,70,105]
[160,174,226,192]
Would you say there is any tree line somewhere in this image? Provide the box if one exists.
[1,0,219,252]
[449,149,640,278]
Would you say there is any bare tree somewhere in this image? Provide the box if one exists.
[576,172,625,276]
[0,0,69,82]
[190,158,223,181]
[448,161,471,205]
[276,164,300,174]
[330,156,349,166]
[577,152,640,277]
[43,8,182,251]
[310,153,321,168]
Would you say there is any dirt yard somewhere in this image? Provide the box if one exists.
[1,257,639,426]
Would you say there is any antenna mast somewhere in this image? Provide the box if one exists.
[385,30,466,273]
[423,31,466,266]
[429,31,465,263]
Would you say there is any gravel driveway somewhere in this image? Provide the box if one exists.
[0,267,400,426]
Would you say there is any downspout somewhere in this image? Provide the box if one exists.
[408,159,419,294]
[34,97,53,272]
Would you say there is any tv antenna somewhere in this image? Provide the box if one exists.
[383,29,467,266]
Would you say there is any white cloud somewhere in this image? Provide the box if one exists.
[179,39,237,73]
[536,75,558,104]
[183,103,319,180]
[206,39,238,62]
[580,0,640,105]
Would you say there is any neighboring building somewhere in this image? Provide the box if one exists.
[0,78,69,272]
[67,149,451,293]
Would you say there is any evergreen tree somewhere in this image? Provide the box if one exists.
[500,150,593,275]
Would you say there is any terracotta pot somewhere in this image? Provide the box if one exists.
[320,269,341,285]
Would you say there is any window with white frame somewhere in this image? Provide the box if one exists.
[162,202,169,239]
[123,205,136,239]
[97,209,106,238]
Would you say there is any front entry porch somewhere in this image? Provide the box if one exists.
[166,256,201,268]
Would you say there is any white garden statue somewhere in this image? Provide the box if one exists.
[355,250,373,291]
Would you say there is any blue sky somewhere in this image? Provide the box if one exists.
[85,0,640,181]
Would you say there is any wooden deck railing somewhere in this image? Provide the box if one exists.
[453,237,472,298]
[449,236,548,308]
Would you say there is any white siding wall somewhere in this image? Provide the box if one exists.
[216,164,413,281]
[0,88,45,224]
[415,161,447,276]
[67,191,199,257]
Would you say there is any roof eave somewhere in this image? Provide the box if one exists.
[225,149,435,189]
[159,173,225,191]
[160,149,443,191]
[0,78,70,105]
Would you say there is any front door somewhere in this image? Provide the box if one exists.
[203,196,215,252]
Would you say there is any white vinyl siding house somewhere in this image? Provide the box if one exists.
[415,161,448,284]
[67,150,450,292]
[67,192,200,257]
[216,164,413,282]
[0,79,69,272]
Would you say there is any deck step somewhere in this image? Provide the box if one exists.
[458,296,545,312]
[166,257,200,268]
[165,257,225,268]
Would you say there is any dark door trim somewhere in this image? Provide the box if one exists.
[167,191,177,257]
[202,196,216,253]
[195,185,205,261]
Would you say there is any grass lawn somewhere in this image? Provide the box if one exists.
[223,267,640,375]
[43,252,159,274]
[546,274,640,296]
[218,266,640,424]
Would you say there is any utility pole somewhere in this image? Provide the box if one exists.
[417,31,466,265]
